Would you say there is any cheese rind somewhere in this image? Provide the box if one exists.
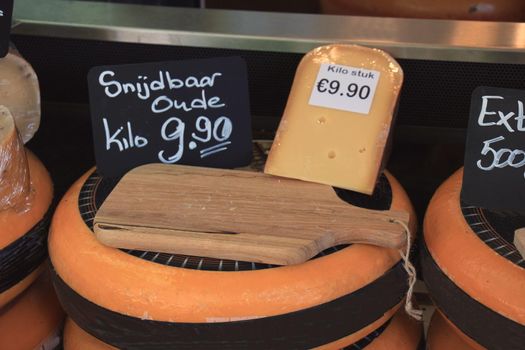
[0,272,64,350]
[264,44,403,195]
[64,318,117,350]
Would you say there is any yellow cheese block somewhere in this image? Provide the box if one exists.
[265,44,403,195]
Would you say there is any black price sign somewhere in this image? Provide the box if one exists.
[462,86,525,211]
[88,56,252,178]
[0,0,13,58]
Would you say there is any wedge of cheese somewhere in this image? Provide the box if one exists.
[265,44,403,195]
[0,105,30,211]
[0,48,40,144]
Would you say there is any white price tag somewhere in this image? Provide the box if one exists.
[309,63,380,115]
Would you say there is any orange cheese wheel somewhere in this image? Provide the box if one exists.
[424,168,525,322]
[320,0,525,21]
[427,310,482,350]
[0,150,53,307]
[63,309,422,350]
[365,309,422,350]
[422,168,525,349]
[0,269,64,350]
[49,168,416,348]
[0,264,45,310]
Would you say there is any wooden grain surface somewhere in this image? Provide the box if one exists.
[94,164,409,265]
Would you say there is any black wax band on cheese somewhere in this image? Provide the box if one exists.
[461,202,525,267]
[420,237,525,350]
[78,170,393,271]
[52,261,406,350]
[0,208,51,293]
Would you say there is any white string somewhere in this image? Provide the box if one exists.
[393,219,423,321]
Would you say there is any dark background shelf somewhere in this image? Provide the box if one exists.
[14,33,519,225]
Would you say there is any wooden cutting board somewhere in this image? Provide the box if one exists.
[94,164,410,265]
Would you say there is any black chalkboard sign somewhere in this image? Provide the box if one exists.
[88,57,252,178]
[462,86,525,211]
[0,0,13,57]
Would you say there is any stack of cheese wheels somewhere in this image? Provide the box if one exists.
[49,155,422,349]
[422,169,525,350]
[0,271,64,349]
[320,0,525,21]
[0,49,52,308]
[0,48,62,348]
